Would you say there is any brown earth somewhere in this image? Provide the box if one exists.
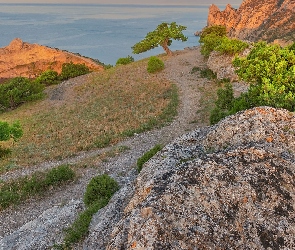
[0,38,104,80]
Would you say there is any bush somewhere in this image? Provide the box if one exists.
[210,41,295,124]
[215,37,249,55]
[147,56,165,73]
[199,25,227,57]
[60,174,119,248]
[199,25,248,57]
[199,25,227,42]
[116,55,134,65]
[83,174,119,207]
[0,77,44,110]
[209,83,234,124]
[35,70,59,86]
[200,33,224,57]
[233,41,295,110]
[45,164,75,186]
[137,144,163,172]
[59,62,90,80]
[0,121,23,142]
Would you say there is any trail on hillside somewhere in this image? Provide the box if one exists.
[0,47,210,248]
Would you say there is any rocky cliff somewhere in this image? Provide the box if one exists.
[207,0,295,42]
[0,38,104,80]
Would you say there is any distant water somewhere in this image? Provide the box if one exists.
[0,4,225,65]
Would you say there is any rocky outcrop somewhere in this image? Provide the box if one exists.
[105,107,295,249]
[207,0,295,42]
[0,38,104,79]
[1,106,295,249]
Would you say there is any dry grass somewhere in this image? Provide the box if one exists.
[0,60,177,173]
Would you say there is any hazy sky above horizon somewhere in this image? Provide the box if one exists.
[0,0,243,5]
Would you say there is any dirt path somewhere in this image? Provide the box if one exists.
[0,47,210,248]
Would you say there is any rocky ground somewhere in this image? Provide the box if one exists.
[1,47,293,250]
[0,47,210,249]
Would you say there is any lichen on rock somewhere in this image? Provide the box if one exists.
[106,107,295,249]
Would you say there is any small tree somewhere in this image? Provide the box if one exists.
[132,22,187,56]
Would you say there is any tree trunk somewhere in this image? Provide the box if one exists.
[162,39,173,56]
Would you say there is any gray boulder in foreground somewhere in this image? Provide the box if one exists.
[105,107,295,249]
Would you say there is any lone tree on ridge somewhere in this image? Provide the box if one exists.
[132,22,188,56]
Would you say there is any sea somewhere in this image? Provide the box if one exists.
[0,4,230,65]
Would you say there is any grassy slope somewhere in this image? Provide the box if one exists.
[0,59,177,173]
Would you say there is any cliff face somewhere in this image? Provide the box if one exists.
[207,0,295,42]
[0,38,104,80]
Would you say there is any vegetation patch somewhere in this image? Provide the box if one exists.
[210,41,295,124]
[199,25,248,57]
[116,55,134,65]
[147,56,165,73]
[137,144,163,172]
[56,174,119,248]
[0,77,44,111]
[0,164,75,210]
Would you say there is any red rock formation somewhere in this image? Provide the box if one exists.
[0,38,104,79]
[207,0,295,42]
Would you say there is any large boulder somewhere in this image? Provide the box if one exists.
[105,107,295,249]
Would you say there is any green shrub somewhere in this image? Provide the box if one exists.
[210,41,295,124]
[200,33,224,57]
[199,25,227,42]
[215,37,249,55]
[137,144,163,172]
[83,174,119,207]
[116,55,134,65]
[199,25,248,57]
[147,56,165,73]
[233,41,295,110]
[35,70,59,86]
[200,68,217,80]
[45,164,76,186]
[60,174,119,248]
[0,77,44,110]
[209,83,234,124]
[0,165,75,210]
[0,121,23,142]
[199,25,226,57]
[59,62,90,80]
[63,201,105,248]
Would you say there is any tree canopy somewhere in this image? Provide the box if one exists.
[132,22,187,56]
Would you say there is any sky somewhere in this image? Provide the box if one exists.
[0,0,243,5]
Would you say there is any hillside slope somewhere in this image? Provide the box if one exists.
[0,38,104,80]
[207,0,295,42]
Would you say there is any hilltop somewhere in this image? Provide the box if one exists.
[207,0,295,42]
[0,38,104,81]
